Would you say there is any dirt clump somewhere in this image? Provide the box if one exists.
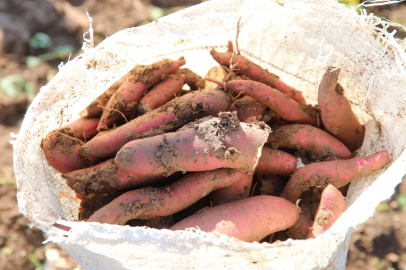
[298,103,320,119]
[79,191,121,220]
[155,135,183,176]
[294,174,334,192]
[115,187,167,224]
[194,112,241,161]
[63,159,120,195]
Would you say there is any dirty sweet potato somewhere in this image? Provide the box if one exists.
[318,67,365,151]
[207,79,319,126]
[267,124,352,160]
[98,57,186,130]
[41,129,97,174]
[281,150,391,203]
[80,89,233,158]
[137,74,185,114]
[170,195,299,242]
[115,113,270,176]
[307,185,346,238]
[229,96,267,121]
[176,68,205,90]
[287,204,313,240]
[210,45,306,104]
[62,117,99,141]
[63,159,165,195]
[87,169,245,225]
[80,74,130,118]
[210,173,253,206]
[255,148,298,176]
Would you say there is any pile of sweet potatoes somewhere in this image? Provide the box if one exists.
[41,41,391,243]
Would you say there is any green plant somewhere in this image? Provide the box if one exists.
[397,193,406,212]
[1,247,13,255]
[26,45,76,68]
[0,75,35,101]
[150,6,166,21]
[29,32,50,49]
[28,249,44,270]
[376,202,390,211]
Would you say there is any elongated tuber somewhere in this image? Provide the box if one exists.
[62,118,99,141]
[63,159,165,195]
[98,57,186,130]
[170,195,299,242]
[229,96,267,121]
[116,113,270,176]
[80,89,233,158]
[87,169,245,225]
[137,74,185,114]
[208,79,318,126]
[318,67,365,151]
[210,173,253,206]
[80,74,130,118]
[41,129,97,174]
[210,46,306,103]
[176,68,205,90]
[281,150,391,203]
[267,124,351,160]
[307,185,346,238]
[255,148,298,176]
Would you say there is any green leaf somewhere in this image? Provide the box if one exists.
[26,56,43,68]
[0,75,35,102]
[28,249,44,270]
[29,32,51,49]
[54,45,75,58]
[376,202,389,212]
[10,233,17,241]
[0,178,16,185]
[150,7,166,21]
[2,247,13,255]
[0,75,27,98]
[397,193,406,212]
[372,257,386,270]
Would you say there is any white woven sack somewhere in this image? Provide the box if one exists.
[13,0,406,269]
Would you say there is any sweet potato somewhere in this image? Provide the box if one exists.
[115,113,270,176]
[287,204,313,239]
[80,89,233,158]
[255,148,298,176]
[204,66,228,89]
[210,46,306,104]
[208,79,319,126]
[307,185,346,238]
[176,68,205,90]
[41,129,97,174]
[62,118,99,141]
[63,159,165,195]
[229,96,267,121]
[80,74,129,118]
[210,173,253,206]
[87,169,245,225]
[318,67,365,151]
[136,74,185,114]
[267,124,352,160]
[98,57,186,130]
[170,195,299,242]
[280,150,391,203]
